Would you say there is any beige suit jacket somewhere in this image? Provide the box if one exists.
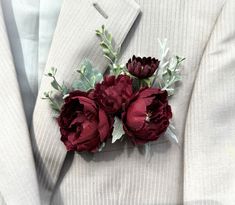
[0,0,235,204]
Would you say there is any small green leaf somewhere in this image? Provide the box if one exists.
[141,78,151,87]
[73,59,103,91]
[176,56,186,64]
[51,80,60,90]
[100,41,109,49]
[46,67,57,77]
[152,39,185,96]
[61,83,69,95]
[107,33,112,42]
[95,29,101,35]
[98,143,106,152]
[96,25,120,68]
[144,143,151,161]
[49,101,60,113]
[51,110,60,118]
[167,68,172,76]
[165,126,179,144]
[72,81,89,91]
[112,117,125,143]
[132,78,141,91]
[174,75,181,82]
[43,91,50,98]
[102,48,110,55]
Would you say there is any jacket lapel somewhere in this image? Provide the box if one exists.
[32,0,140,200]
[0,2,40,205]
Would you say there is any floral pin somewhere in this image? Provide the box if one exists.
[43,25,185,154]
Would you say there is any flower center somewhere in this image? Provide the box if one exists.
[145,112,152,122]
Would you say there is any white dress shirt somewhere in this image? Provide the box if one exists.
[1,0,62,124]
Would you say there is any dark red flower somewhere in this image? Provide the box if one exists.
[58,90,113,152]
[94,75,133,114]
[122,87,172,145]
[126,55,160,79]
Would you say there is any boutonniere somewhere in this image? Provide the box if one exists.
[43,25,185,155]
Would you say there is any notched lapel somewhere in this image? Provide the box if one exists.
[31,0,140,201]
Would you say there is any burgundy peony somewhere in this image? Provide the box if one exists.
[122,87,172,145]
[58,90,113,152]
[94,74,133,114]
[126,55,160,79]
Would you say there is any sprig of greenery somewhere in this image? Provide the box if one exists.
[43,67,69,115]
[112,117,125,143]
[160,56,185,95]
[72,59,103,91]
[96,25,118,64]
[165,124,179,144]
[152,39,185,96]
[42,91,61,114]
[112,63,125,76]
[96,25,124,75]
[45,67,69,96]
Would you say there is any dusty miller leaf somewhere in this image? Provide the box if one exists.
[144,143,151,161]
[42,89,64,115]
[98,143,106,152]
[152,39,185,96]
[61,83,69,95]
[112,117,125,143]
[51,80,60,90]
[73,59,103,91]
[96,25,125,75]
[96,25,117,64]
[165,124,179,144]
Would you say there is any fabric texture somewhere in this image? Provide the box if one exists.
[184,0,235,204]
[33,0,235,204]
[0,192,6,205]
[1,0,62,124]
[38,0,63,88]
[0,1,40,205]
[32,0,141,204]
[0,0,234,204]
[1,0,39,124]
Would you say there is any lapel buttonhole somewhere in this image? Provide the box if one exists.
[92,1,108,19]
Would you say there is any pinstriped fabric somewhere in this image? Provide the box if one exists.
[31,0,140,204]
[38,0,63,86]
[184,0,235,204]
[0,1,40,205]
[29,0,234,204]
[1,0,234,204]
[0,193,6,205]
[52,143,182,205]
[108,1,222,202]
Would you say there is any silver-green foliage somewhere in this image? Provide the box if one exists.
[96,25,124,75]
[72,59,103,91]
[112,117,125,143]
[152,39,185,96]
[42,67,69,115]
